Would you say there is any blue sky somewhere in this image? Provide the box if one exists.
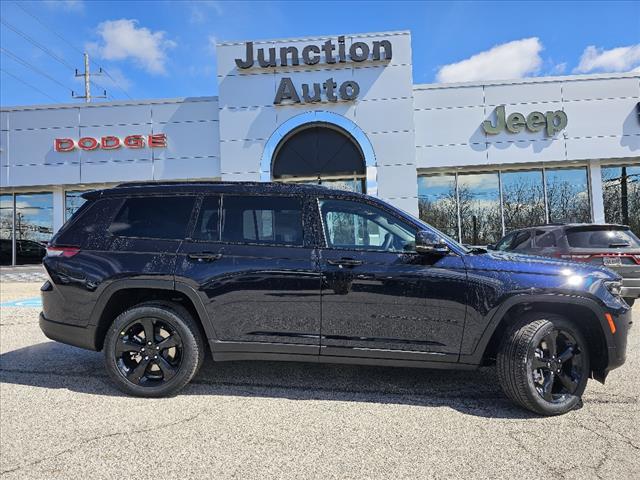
[1,0,639,106]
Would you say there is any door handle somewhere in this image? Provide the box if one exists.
[327,258,363,267]
[187,253,222,262]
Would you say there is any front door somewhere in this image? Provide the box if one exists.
[175,194,321,355]
[317,198,468,362]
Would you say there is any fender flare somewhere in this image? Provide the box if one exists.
[459,293,613,365]
[89,278,216,349]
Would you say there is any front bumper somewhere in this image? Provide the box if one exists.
[604,307,633,374]
[39,312,98,351]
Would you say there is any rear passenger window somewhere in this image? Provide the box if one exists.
[108,196,195,239]
[192,196,221,241]
[535,230,557,247]
[221,196,303,246]
[56,198,120,247]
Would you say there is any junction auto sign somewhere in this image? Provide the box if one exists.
[54,133,167,152]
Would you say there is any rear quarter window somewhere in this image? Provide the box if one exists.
[108,196,196,240]
[55,198,121,247]
[566,228,640,248]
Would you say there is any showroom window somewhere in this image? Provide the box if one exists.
[65,190,88,221]
[418,166,591,244]
[602,163,640,236]
[13,193,53,265]
[1,194,13,266]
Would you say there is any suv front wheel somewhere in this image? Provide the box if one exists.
[104,302,205,397]
[497,313,590,416]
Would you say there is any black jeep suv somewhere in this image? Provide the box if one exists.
[40,182,632,415]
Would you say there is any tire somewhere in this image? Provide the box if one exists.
[624,298,635,307]
[103,301,205,397]
[497,312,590,416]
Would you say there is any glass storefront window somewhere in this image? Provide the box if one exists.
[546,167,591,224]
[1,194,13,266]
[417,174,459,239]
[602,164,640,236]
[501,170,546,231]
[65,190,88,221]
[15,193,53,265]
[458,172,502,245]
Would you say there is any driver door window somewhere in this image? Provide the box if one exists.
[319,199,416,252]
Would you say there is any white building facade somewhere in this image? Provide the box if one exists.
[1,30,639,264]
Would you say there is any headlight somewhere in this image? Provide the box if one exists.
[605,281,623,297]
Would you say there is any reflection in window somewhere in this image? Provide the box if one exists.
[65,190,88,221]
[546,168,591,223]
[1,194,13,265]
[602,164,640,236]
[15,193,53,265]
[458,173,502,245]
[501,170,546,231]
[417,174,459,240]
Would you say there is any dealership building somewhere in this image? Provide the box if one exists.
[1,30,639,264]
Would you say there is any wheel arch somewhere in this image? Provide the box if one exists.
[90,279,214,351]
[467,294,612,381]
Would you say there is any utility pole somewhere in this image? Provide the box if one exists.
[72,52,106,102]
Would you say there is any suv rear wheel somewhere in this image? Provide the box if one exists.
[103,302,204,397]
[497,313,590,416]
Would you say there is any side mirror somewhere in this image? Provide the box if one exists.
[415,230,450,255]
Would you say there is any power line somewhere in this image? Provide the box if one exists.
[11,1,133,100]
[1,46,75,93]
[0,68,60,103]
[0,17,76,71]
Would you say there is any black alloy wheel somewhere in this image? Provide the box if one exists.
[497,313,590,416]
[531,328,585,403]
[115,317,183,386]
[104,302,204,397]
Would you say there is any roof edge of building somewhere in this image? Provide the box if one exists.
[0,96,219,113]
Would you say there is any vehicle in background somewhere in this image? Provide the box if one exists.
[0,239,47,266]
[489,224,640,306]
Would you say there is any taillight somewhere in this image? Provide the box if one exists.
[559,254,591,261]
[46,246,80,258]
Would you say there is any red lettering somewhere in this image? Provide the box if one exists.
[77,137,99,151]
[148,133,167,148]
[101,136,121,150]
[54,138,75,152]
[124,135,144,149]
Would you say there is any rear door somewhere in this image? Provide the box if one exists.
[175,193,321,355]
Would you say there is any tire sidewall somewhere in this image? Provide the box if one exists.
[524,316,590,415]
[104,305,200,397]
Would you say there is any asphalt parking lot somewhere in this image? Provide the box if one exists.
[1,281,639,479]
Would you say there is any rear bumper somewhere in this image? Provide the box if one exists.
[39,312,98,351]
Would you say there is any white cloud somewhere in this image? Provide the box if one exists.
[436,38,543,83]
[89,19,176,75]
[208,35,218,56]
[574,44,640,73]
[189,1,223,24]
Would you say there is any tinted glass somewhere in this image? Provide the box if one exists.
[0,194,12,265]
[65,190,88,221]
[566,228,640,249]
[108,196,195,239]
[193,196,221,241]
[417,174,459,240]
[535,230,557,248]
[57,199,119,247]
[221,196,303,246]
[15,193,53,265]
[602,164,640,236]
[320,199,416,252]
[502,170,546,230]
[546,168,591,223]
[496,232,516,251]
[511,231,532,250]
[458,172,502,245]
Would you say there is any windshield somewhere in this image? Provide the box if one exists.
[566,227,640,249]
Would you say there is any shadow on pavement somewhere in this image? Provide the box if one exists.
[0,341,539,419]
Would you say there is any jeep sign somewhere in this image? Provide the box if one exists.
[483,105,568,136]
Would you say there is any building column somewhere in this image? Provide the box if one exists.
[52,187,65,233]
[589,159,605,223]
